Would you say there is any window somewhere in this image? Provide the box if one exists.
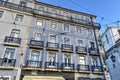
[79,56,85,65]
[0,11,4,18]
[52,10,57,17]
[77,40,83,46]
[92,56,99,66]
[90,41,95,49]
[10,29,20,38]
[76,27,82,34]
[15,14,24,22]
[50,21,57,29]
[30,51,40,67]
[88,29,93,36]
[50,35,56,43]
[105,34,109,43]
[4,48,15,59]
[48,52,56,66]
[31,51,40,61]
[64,54,71,67]
[19,1,27,7]
[39,6,44,14]
[64,37,70,44]
[0,77,9,80]
[63,12,68,19]
[36,19,43,27]
[34,33,41,41]
[64,24,69,31]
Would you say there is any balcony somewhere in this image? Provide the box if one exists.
[29,39,44,49]
[89,48,99,56]
[45,62,59,70]
[91,66,103,72]
[0,1,32,13]
[77,64,90,71]
[0,58,16,69]
[25,60,42,68]
[46,42,59,51]
[0,1,100,28]
[61,44,73,52]
[76,46,87,54]
[60,63,74,71]
[4,36,21,46]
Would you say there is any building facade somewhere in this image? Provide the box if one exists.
[101,27,120,80]
[0,0,105,80]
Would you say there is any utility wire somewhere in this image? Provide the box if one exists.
[67,0,113,23]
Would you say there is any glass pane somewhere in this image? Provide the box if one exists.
[64,37,70,44]
[50,35,56,43]
[64,24,69,31]
[19,1,27,7]
[4,48,15,59]
[51,22,57,29]
[31,51,39,61]
[37,19,43,26]
[11,29,20,38]
[78,40,83,46]
[34,33,41,41]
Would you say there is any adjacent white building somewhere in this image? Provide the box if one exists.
[101,27,120,80]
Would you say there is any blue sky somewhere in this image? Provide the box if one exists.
[37,0,120,33]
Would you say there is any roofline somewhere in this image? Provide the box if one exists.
[35,0,97,18]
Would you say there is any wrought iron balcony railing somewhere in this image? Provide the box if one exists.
[61,44,73,52]
[60,63,74,70]
[0,1,33,12]
[4,36,21,44]
[76,46,87,53]
[30,39,44,48]
[91,65,103,72]
[0,58,16,67]
[25,60,42,68]
[77,64,90,71]
[45,62,59,69]
[89,48,99,54]
[46,42,59,50]
[0,1,100,28]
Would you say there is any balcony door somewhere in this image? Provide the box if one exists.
[4,48,15,66]
[30,51,40,67]
[34,33,41,41]
[79,56,86,70]
[19,1,27,8]
[49,35,57,47]
[10,29,20,38]
[64,54,71,68]
[48,52,56,67]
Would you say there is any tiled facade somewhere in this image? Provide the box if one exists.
[0,0,104,80]
[101,27,120,80]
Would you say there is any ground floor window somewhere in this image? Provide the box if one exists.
[0,76,9,80]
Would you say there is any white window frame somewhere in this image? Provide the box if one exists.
[50,21,58,30]
[63,36,71,45]
[52,9,57,17]
[78,55,86,65]
[33,32,42,41]
[75,26,83,34]
[63,53,72,68]
[49,34,58,43]
[89,40,96,48]
[87,28,94,37]
[76,39,84,47]
[38,6,45,14]
[15,14,24,22]
[29,49,41,61]
[36,19,43,27]
[10,29,20,38]
[3,47,17,59]
[62,24,70,32]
